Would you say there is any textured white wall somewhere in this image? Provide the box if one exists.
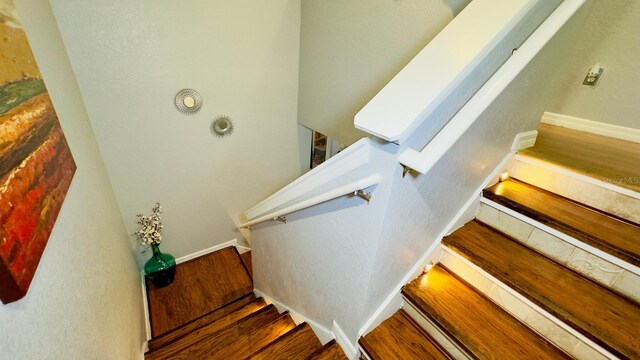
[251,141,398,343]
[252,2,591,344]
[298,0,470,145]
[49,0,303,260]
[547,0,640,129]
[0,0,144,358]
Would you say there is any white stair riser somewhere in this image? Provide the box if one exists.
[509,155,640,223]
[439,247,614,360]
[476,202,640,302]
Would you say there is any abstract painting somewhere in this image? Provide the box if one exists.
[0,0,76,304]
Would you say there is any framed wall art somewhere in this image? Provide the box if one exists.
[0,0,76,304]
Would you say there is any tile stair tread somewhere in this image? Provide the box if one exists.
[147,294,262,352]
[248,322,322,359]
[359,309,453,360]
[145,304,286,360]
[443,220,640,359]
[306,340,348,360]
[483,178,640,266]
[402,264,571,360]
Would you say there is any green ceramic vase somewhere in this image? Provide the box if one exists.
[144,244,176,288]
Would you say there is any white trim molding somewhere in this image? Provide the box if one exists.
[174,239,238,265]
[511,130,538,150]
[542,112,640,144]
[332,321,359,360]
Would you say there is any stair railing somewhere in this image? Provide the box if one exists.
[398,0,585,174]
[240,138,382,228]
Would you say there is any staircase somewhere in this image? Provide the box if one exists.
[359,125,640,359]
[144,248,347,360]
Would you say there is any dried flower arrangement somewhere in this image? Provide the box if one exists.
[134,202,163,246]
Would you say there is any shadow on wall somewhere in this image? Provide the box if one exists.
[297,0,472,146]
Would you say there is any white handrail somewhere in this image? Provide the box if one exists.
[399,0,586,175]
[243,138,372,220]
[354,0,560,144]
[239,174,381,228]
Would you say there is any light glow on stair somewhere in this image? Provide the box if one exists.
[499,170,511,182]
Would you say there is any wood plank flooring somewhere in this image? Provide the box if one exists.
[402,265,569,360]
[146,247,253,337]
[147,294,261,352]
[521,124,640,192]
[443,220,640,359]
[359,310,453,360]
[308,340,348,359]
[484,178,640,266]
[248,323,322,359]
[147,305,294,359]
[241,251,253,278]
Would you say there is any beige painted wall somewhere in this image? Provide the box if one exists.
[49,0,303,260]
[297,0,471,145]
[547,0,640,129]
[0,0,144,358]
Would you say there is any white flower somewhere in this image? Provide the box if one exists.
[133,202,164,246]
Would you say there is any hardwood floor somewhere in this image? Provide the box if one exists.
[148,305,294,359]
[443,220,640,359]
[146,247,253,337]
[521,124,640,192]
[308,340,347,360]
[359,310,453,360]
[402,265,569,360]
[484,178,640,266]
[147,294,261,352]
[144,246,346,359]
[241,251,253,278]
[248,323,322,359]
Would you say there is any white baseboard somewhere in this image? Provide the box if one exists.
[175,239,238,264]
[511,130,538,150]
[253,288,334,346]
[332,321,359,360]
[236,245,251,254]
[357,152,515,338]
[541,112,640,144]
[141,272,151,346]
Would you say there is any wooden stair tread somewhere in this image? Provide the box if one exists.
[359,310,453,360]
[443,220,640,359]
[484,178,640,266]
[146,304,288,359]
[249,323,322,359]
[146,246,253,337]
[402,265,570,360]
[147,294,261,352]
[241,251,253,278]
[520,123,640,192]
[306,340,348,360]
